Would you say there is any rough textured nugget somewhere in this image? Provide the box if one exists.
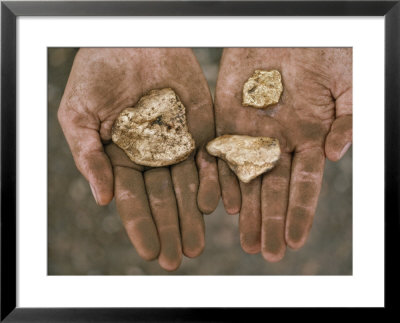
[206,135,281,183]
[242,70,283,108]
[112,88,195,167]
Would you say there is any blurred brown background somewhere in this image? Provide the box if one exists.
[48,48,352,275]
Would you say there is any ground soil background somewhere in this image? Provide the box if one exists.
[48,48,352,275]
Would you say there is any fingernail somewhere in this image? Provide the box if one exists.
[339,142,351,159]
[89,183,99,204]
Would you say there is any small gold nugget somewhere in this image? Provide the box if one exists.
[242,70,283,108]
[206,135,280,183]
[112,88,195,167]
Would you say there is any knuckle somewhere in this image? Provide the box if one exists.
[266,176,288,190]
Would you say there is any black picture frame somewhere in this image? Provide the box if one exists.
[1,1,399,321]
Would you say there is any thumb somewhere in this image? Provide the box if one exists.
[325,115,352,162]
[58,108,114,205]
[326,48,352,162]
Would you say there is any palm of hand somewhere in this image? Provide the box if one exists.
[58,48,220,271]
[215,48,352,261]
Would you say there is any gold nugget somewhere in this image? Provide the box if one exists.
[206,135,280,183]
[242,70,283,108]
[112,88,195,167]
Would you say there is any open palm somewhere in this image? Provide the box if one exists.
[215,48,352,261]
[58,48,220,271]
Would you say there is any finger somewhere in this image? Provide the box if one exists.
[58,109,113,205]
[218,159,241,215]
[286,148,325,250]
[144,168,182,271]
[239,178,261,254]
[114,167,160,261]
[171,159,205,258]
[261,153,291,262]
[325,115,352,162]
[196,147,220,214]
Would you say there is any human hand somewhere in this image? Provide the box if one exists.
[58,48,220,271]
[214,48,352,261]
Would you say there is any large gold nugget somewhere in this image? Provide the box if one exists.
[112,88,195,167]
[242,70,283,108]
[206,135,280,183]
